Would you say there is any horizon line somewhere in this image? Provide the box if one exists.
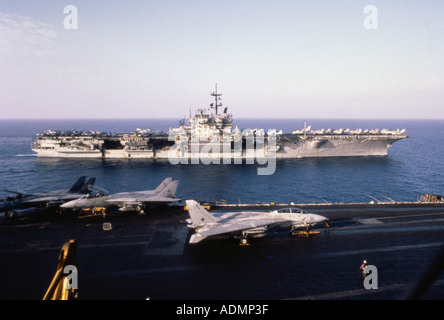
[0,117,442,121]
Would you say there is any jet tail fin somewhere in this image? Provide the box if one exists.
[79,178,96,193]
[68,176,86,193]
[186,200,219,227]
[157,180,179,198]
[152,178,173,195]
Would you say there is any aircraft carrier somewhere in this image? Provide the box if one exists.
[31,86,407,159]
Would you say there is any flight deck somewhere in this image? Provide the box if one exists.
[1,203,444,300]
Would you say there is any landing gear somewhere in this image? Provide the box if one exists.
[136,206,146,215]
[324,220,330,234]
[290,225,304,236]
[4,210,16,219]
[239,238,249,246]
[239,232,250,246]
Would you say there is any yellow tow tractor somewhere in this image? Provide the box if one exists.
[291,224,323,238]
[77,206,107,218]
[291,229,322,237]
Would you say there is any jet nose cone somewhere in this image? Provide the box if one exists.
[60,202,75,209]
[310,213,328,223]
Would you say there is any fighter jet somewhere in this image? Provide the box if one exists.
[60,177,180,214]
[185,200,329,245]
[1,176,96,215]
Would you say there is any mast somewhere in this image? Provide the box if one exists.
[210,83,223,115]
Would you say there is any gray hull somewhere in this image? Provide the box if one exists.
[276,134,402,158]
[31,133,406,159]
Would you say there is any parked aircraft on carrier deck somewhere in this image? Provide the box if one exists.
[1,176,96,215]
[185,200,329,245]
[60,177,180,215]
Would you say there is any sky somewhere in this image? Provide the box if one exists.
[0,0,443,119]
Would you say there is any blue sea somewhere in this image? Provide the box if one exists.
[1,118,443,205]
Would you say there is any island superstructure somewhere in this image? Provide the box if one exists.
[31,86,407,159]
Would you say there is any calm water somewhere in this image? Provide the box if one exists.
[1,118,443,204]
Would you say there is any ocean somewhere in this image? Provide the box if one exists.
[1,118,443,205]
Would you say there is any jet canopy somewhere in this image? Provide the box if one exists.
[87,185,110,197]
[275,207,305,214]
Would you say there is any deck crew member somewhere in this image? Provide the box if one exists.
[360,260,369,278]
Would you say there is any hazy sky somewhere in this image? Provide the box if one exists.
[1,1,443,119]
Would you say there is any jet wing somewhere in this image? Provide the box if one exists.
[106,196,180,205]
[107,180,179,203]
[141,196,181,203]
[195,219,285,239]
[107,196,148,202]
[139,197,181,203]
[24,195,83,204]
[107,198,181,207]
[95,196,180,212]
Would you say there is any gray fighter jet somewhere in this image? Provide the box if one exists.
[60,178,180,214]
[185,200,329,245]
[1,176,95,215]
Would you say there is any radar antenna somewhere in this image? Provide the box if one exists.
[210,83,223,115]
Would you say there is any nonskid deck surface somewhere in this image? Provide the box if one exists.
[0,204,443,300]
